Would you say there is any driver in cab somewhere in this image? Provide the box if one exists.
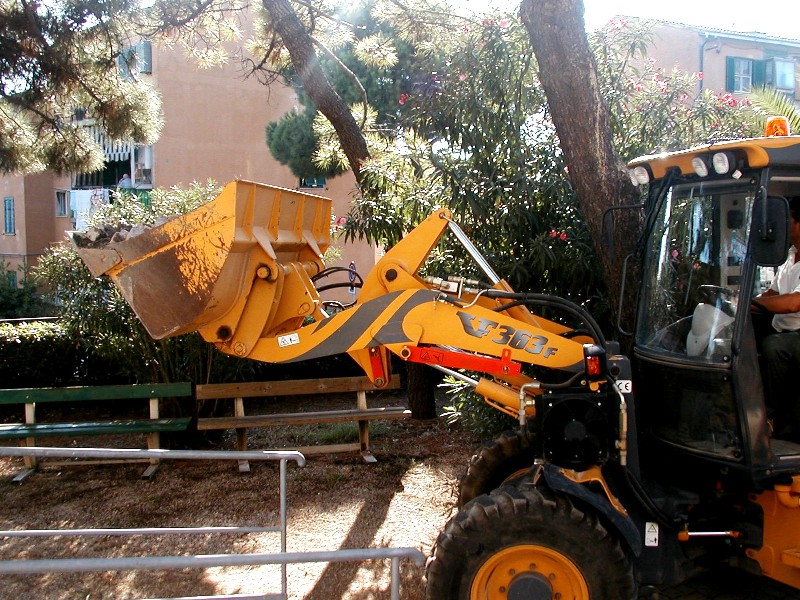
[752,196,800,440]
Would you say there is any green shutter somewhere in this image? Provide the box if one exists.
[138,41,152,74]
[725,56,735,92]
[753,59,767,87]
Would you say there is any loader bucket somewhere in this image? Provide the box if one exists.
[70,180,331,340]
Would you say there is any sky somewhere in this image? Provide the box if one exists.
[462,1,799,40]
[582,0,800,40]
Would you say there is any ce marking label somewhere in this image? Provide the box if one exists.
[616,380,632,394]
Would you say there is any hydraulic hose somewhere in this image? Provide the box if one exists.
[484,290,607,348]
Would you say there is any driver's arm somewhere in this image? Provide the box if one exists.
[752,290,800,314]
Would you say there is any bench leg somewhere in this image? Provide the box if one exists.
[357,391,377,463]
[23,403,37,470]
[143,398,161,479]
[235,397,250,473]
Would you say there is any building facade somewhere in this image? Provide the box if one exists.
[0,40,377,296]
[640,20,800,103]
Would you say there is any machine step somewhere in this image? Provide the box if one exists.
[782,548,800,569]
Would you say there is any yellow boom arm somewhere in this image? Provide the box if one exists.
[72,181,593,415]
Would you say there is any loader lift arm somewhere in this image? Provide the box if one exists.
[71,180,602,417]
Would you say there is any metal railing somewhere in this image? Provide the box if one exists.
[0,446,424,600]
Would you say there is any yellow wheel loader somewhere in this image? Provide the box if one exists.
[73,119,800,599]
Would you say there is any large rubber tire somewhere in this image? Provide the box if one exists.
[458,429,537,506]
[427,486,636,600]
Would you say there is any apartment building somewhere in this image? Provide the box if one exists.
[640,19,800,102]
[0,40,377,298]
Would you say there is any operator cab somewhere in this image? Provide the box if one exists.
[628,117,799,483]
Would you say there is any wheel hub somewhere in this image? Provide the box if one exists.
[470,544,589,600]
[507,571,552,600]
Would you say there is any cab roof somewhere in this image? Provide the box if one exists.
[627,136,800,179]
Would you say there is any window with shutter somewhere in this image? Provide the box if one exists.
[137,41,152,74]
[735,58,753,93]
[767,58,795,92]
[299,177,326,189]
[118,40,153,79]
[726,56,770,93]
[3,197,14,235]
[55,190,69,217]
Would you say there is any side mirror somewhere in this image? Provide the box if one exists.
[750,191,790,267]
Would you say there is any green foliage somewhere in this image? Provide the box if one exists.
[0,0,166,174]
[346,16,609,320]
[0,264,55,319]
[593,19,762,161]
[264,0,422,176]
[267,109,345,178]
[320,3,420,126]
[749,85,800,134]
[344,15,767,329]
[0,320,75,388]
[440,377,516,439]
[0,320,127,388]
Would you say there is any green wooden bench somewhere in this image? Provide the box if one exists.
[0,383,193,481]
[195,376,407,470]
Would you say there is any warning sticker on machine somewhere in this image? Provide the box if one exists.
[278,333,300,347]
[645,522,659,547]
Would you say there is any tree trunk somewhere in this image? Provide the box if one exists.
[261,0,439,418]
[406,362,438,420]
[263,0,369,179]
[520,0,643,336]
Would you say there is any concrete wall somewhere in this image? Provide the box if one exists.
[0,175,29,275]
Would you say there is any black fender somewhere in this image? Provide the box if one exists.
[543,462,643,557]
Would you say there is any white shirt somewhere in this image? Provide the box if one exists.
[768,245,800,331]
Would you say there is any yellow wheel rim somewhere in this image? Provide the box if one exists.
[470,544,589,600]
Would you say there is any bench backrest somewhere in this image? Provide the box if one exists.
[0,382,193,405]
[195,376,400,400]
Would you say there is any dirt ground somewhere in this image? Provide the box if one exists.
[1,389,798,600]
[0,389,474,599]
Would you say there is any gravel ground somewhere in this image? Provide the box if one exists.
[1,391,799,599]
[0,391,469,599]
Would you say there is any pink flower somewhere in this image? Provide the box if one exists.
[549,230,558,238]
[399,93,408,105]
[696,72,704,80]
[459,73,467,81]
[499,19,510,28]
[559,232,567,241]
